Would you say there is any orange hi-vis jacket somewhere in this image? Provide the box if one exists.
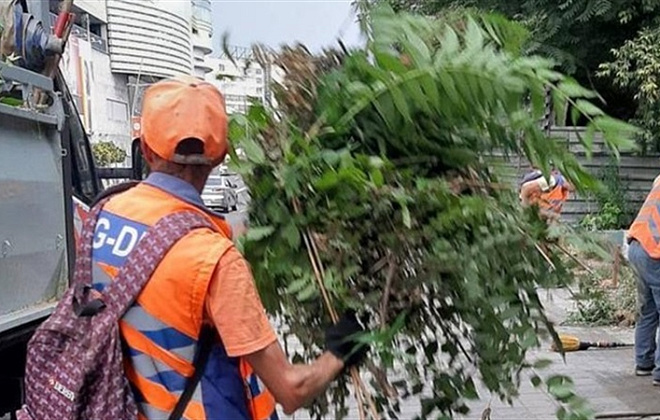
[628,176,660,258]
[539,183,570,214]
[522,171,569,215]
[90,173,278,420]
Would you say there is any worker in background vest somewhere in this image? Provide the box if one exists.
[519,166,574,221]
[90,76,369,419]
[627,175,660,386]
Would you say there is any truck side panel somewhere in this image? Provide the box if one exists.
[0,82,69,334]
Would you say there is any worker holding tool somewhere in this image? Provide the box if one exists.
[519,164,574,221]
[89,76,370,419]
[627,175,660,386]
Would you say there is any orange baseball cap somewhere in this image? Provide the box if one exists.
[141,76,228,165]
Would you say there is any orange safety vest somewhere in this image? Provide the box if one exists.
[538,184,570,214]
[90,174,278,420]
[628,177,660,258]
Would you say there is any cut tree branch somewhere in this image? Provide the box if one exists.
[379,251,397,330]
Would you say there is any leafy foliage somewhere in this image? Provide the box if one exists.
[386,0,660,72]
[598,27,660,154]
[579,158,633,230]
[386,0,660,128]
[230,8,635,419]
[91,140,127,167]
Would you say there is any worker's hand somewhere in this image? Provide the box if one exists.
[324,310,369,369]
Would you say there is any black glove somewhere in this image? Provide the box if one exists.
[324,310,369,369]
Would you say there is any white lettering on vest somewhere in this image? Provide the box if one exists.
[93,217,111,249]
[113,226,139,257]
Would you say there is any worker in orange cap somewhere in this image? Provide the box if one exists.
[89,76,368,419]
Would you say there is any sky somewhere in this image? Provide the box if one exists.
[210,0,364,53]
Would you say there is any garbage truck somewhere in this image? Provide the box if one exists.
[0,0,141,415]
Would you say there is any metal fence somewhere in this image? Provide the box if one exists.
[493,127,660,224]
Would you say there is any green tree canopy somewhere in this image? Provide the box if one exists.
[386,0,660,125]
[598,26,660,153]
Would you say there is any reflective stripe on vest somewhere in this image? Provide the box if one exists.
[629,182,660,258]
[241,360,279,420]
[91,178,278,420]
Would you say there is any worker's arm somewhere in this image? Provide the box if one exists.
[246,345,343,414]
[206,246,368,415]
[245,318,359,415]
[520,180,543,206]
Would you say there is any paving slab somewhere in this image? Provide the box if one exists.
[283,288,660,419]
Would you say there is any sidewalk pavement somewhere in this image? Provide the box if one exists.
[454,288,660,420]
[3,288,656,420]
[457,324,659,420]
[284,288,660,420]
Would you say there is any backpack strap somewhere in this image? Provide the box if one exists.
[100,210,215,317]
[71,182,138,305]
[95,211,217,420]
[77,200,219,419]
[168,325,215,420]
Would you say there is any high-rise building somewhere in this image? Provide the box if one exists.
[191,0,214,78]
[206,46,268,115]
[51,0,215,158]
[106,0,193,78]
[51,0,129,149]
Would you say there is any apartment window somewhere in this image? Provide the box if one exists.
[256,78,263,84]
[107,99,128,122]
[256,87,263,94]
[256,68,262,75]
[218,64,225,71]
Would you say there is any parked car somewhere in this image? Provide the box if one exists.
[202,175,238,212]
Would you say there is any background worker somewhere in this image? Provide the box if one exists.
[519,165,574,221]
[91,76,369,419]
[626,175,660,386]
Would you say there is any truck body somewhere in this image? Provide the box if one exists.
[0,1,115,414]
[0,60,106,416]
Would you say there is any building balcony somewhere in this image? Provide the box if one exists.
[193,55,213,76]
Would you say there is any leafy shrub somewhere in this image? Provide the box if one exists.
[232,7,635,419]
[580,159,632,230]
